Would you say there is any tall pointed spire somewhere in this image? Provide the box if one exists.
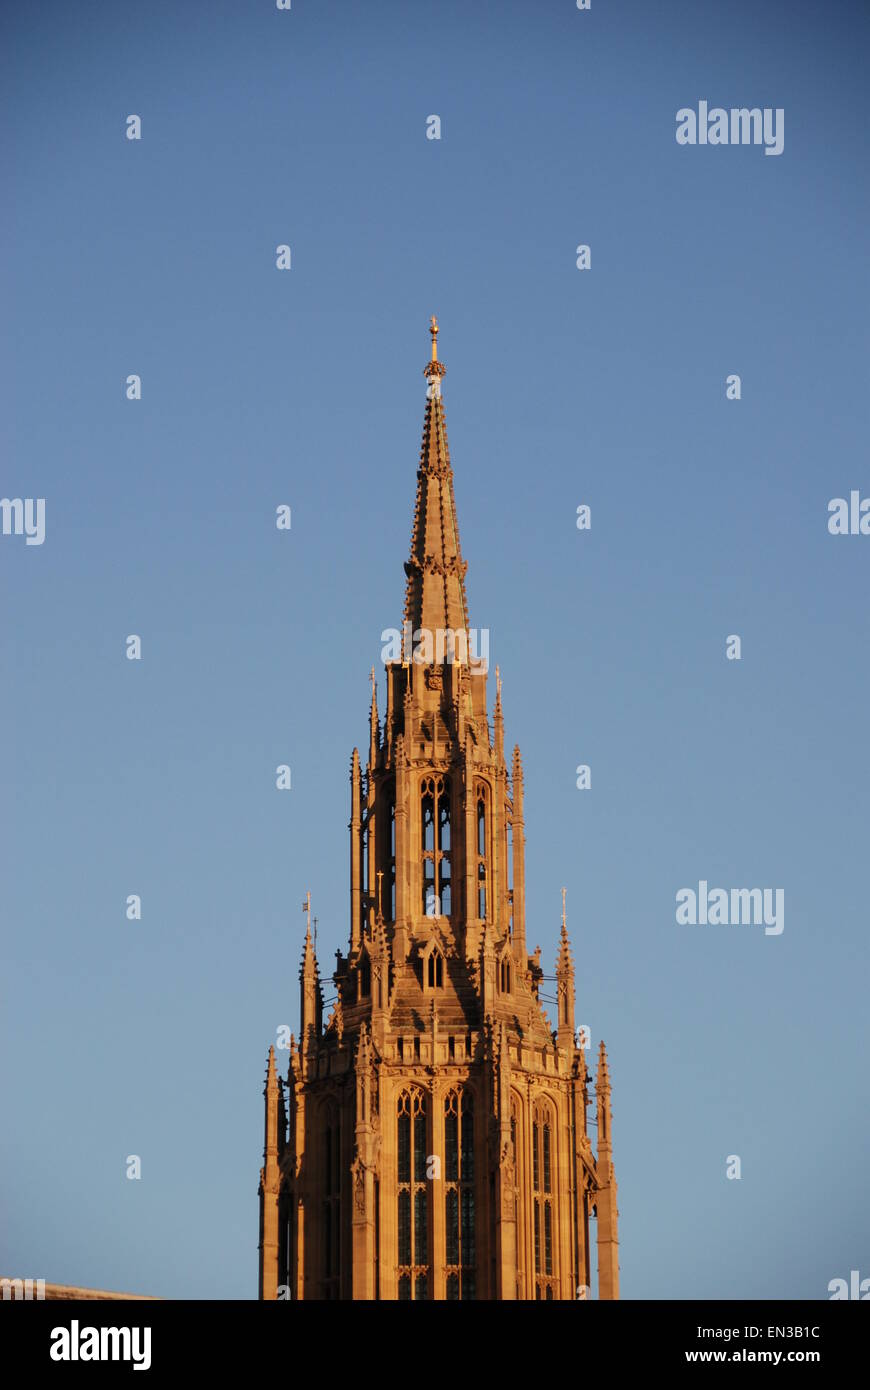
[556,888,575,1052]
[596,1039,611,1094]
[511,745,527,960]
[557,887,571,959]
[300,897,322,1066]
[369,667,379,767]
[402,318,470,648]
[349,747,362,950]
[261,320,621,1304]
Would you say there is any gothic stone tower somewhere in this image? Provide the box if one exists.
[258,320,620,1301]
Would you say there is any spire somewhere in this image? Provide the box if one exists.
[494,665,504,763]
[300,895,322,1064]
[402,318,470,648]
[556,888,575,1051]
[557,891,573,971]
[369,668,379,766]
[301,908,318,982]
[596,1039,611,1092]
[511,745,527,959]
[350,748,362,950]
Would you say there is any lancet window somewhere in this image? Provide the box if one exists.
[421,776,451,917]
[532,1100,556,1299]
[444,1089,475,1299]
[397,1089,430,1300]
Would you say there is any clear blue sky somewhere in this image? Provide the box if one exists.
[2,0,868,1299]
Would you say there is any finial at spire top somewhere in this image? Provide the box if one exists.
[424,316,446,387]
[561,886,568,933]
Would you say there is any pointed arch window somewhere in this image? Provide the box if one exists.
[510,1094,523,1296]
[279,1188,293,1299]
[421,776,451,917]
[359,953,371,1001]
[444,1089,476,1300]
[476,787,488,921]
[386,780,396,921]
[322,1104,341,1298]
[499,954,511,994]
[397,1089,430,1300]
[426,949,444,990]
[532,1100,556,1299]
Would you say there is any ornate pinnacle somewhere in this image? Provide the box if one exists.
[596,1040,611,1090]
[557,889,573,974]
